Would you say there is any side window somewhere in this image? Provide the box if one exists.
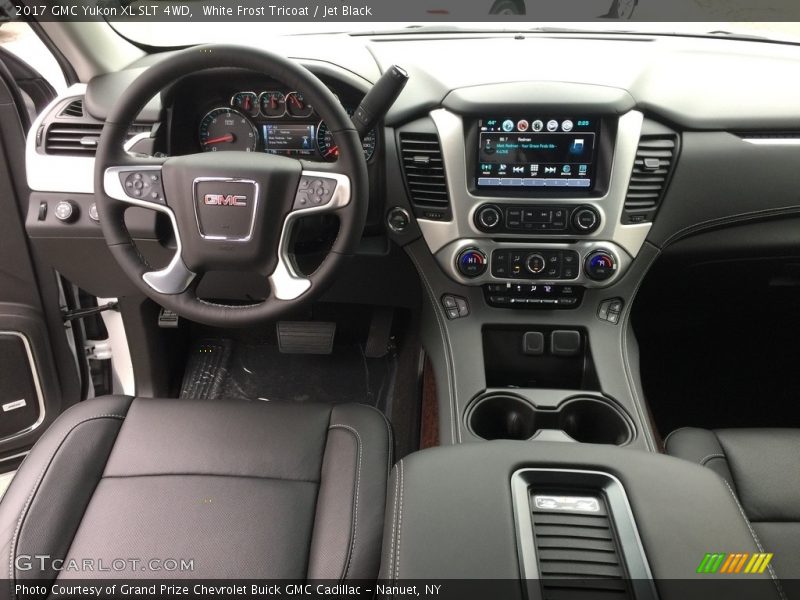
[0,18,67,94]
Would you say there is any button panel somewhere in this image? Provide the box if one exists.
[484,283,584,309]
[492,249,580,280]
[441,294,470,319]
[119,171,165,203]
[294,176,337,209]
[474,203,599,234]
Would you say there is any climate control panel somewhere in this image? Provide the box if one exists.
[474,204,601,235]
[491,249,581,281]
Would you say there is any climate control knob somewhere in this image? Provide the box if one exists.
[572,206,600,233]
[475,205,502,231]
[456,248,488,278]
[525,253,547,275]
[584,250,617,281]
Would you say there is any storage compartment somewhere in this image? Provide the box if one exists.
[482,326,600,390]
[467,393,633,445]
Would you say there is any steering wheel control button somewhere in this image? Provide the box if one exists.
[475,205,502,231]
[456,248,487,278]
[89,203,100,223]
[585,250,617,281]
[387,207,410,232]
[54,200,77,223]
[598,298,624,323]
[572,206,601,232]
[294,176,336,209]
[120,171,165,203]
[441,294,469,319]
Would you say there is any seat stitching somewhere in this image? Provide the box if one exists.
[329,424,362,581]
[8,413,126,600]
[357,404,393,478]
[387,462,400,581]
[722,479,786,600]
[699,453,726,466]
[395,459,405,579]
[101,472,319,483]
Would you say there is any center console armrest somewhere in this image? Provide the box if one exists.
[379,442,782,600]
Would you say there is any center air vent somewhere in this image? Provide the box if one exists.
[44,122,104,156]
[59,98,84,118]
[622,134,678,224]
[398,131,451,220]
[531,493,631,599]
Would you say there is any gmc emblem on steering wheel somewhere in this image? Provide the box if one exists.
[203,194,248,207]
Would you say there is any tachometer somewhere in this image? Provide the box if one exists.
[198,107,258,152]
[230,92,259,117]
[317,117,376,162]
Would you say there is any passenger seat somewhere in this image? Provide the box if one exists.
[666,428,800,580]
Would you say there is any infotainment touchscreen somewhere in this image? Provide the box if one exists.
[476,117,599,190]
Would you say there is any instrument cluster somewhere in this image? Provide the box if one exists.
[197,89,377,162]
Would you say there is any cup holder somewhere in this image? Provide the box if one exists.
[467,394,633,445]
[557,398,632,445]
[468,395,539,441]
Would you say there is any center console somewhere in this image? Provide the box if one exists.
[379,441,780,600]
[388,81,680,452]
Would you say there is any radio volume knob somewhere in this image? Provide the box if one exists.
[456,248,488,278]
[475,205,502,231]
[572,206,600,233]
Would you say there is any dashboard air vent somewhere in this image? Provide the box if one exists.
[622,135,678,224]
[59,98,84,118]
[531,495,631,599]
[398,132,451,220]
[44,122,104,156]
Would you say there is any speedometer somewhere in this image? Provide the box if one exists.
[316,118,376,162]
[198,107,258,152]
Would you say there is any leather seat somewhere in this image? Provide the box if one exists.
[665,427,800,578]
[0,396,391,583]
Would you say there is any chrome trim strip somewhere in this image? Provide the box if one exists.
[0,332,46,444]
[0,451,29,464]
[269,170,351,301]
[422,109,650,284]
[103,166,196,295]
[741,137,800,146]
[192,177,260,242]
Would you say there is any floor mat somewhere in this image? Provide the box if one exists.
[181,337,396,410]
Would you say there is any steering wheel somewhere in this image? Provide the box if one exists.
[94,44,368,327]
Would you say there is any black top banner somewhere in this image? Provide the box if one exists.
[5,0,800,22]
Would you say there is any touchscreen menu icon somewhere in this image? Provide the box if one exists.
[570,139,585,154]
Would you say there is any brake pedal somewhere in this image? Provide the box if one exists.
[277,321,336,355]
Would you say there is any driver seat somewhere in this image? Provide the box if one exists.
[0,396,391,582]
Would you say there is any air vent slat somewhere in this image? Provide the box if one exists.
[59,98,84,118]
[44,119,148,157]
[622,133,678,223]
[399,131,450,219]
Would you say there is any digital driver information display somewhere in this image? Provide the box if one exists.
[477,117,598,190]
[263,123,316,156]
